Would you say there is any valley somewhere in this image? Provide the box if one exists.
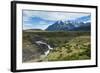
[22,31,91,63]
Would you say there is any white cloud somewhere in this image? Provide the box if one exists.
[23,10,91,30]
[38,21,48,25]
[23,22,50,30]
[23,10,90,21]
[23,23,49,30]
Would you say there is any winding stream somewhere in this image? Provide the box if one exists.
[35,41,53,56]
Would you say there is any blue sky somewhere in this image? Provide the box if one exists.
[23,10,90,30]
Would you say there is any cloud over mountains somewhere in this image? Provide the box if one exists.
[23,10,91,30]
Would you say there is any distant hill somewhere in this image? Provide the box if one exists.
[23,29,44,32]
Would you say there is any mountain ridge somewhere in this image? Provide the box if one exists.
[46,15,91,31]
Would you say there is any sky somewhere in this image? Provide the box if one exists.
[23,10,90,30]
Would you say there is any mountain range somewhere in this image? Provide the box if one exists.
[46,15,91,31]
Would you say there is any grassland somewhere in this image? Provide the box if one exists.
[22,31,91,62]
